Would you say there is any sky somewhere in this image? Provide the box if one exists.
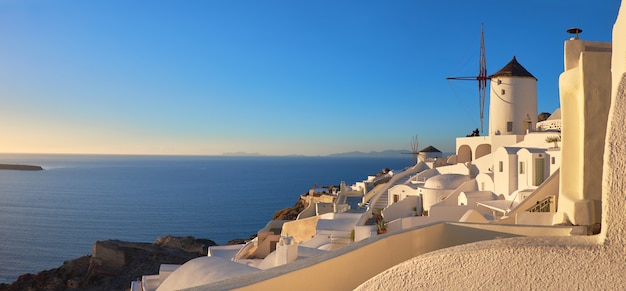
[0,1,621,156]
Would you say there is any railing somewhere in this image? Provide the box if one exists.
[504,169,559,218]
[527,196,553,212]
[536,120,562,131]
[410,174,428,183]
[295,203,316,220]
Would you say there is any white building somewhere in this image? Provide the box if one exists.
[516,147,549,189]
[488,56,538,136]
[418,145,441,161]
[455,56,539,164]
[493,147,520,197]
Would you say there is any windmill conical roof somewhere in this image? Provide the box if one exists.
[489,56,537,80]
[419,145,441,153]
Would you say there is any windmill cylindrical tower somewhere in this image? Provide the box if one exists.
[488,56,538,136]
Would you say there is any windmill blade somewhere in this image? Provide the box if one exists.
[446,24,490,134]
[478,23,488,134]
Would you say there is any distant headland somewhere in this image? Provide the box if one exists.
[0,164,43,171]
[220,149,415,158]
[221,152,263,156]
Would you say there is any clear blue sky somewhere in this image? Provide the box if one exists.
[0,1,620,156]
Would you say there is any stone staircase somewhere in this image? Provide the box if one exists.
[371,174,413,213]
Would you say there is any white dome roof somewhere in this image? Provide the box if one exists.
[157,256,258,291]
[423,174,469,190]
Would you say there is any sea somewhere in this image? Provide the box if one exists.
[0,154,411,284]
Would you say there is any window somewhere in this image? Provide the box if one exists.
[393,194,400,203]
[551,157,556,164]
[520,161,525,174]
[501,89,506,95]
[499,161,503,172]
[507,122,513,132]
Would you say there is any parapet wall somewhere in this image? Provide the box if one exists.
[280,216,319,243]
[190,222,574,291]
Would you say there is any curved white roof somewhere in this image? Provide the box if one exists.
[423,174,469,190]
[157,256,258,291]
[518,147,547,154]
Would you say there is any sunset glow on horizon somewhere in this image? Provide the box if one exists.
[0,1,619,156]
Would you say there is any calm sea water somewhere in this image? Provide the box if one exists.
[0,154,410,284]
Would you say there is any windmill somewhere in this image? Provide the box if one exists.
[446,24,489,134]
[401,134,419,165]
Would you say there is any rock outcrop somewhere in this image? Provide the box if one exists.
[154,235,216,255]
[0,164,43,171]
[272,197,307,220]
[0,236,215,291]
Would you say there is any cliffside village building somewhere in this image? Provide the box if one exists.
[131,2,626,290]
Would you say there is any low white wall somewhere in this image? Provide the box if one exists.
[354,225,376,242]
[429,206,474,221]
[197,222,574,291]
[458,191,496,206]
[387,184,419,205]
[429,179,478,208]
[433,163,469,175]
[316,202,334,215]
[515,212,555,225]
[281,216,320,243]
[295,204,316,220]
[382,196,419,222]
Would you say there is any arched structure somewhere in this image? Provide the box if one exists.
[455,137,496,163]
[475,144,492,160]
[456,145,472,163]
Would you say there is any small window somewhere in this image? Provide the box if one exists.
[499,161,503,172]
[551,157,556,164]
[501,89,506,95]
[393,194,400,203]
[507,122,513,132]
[520,161,525,174]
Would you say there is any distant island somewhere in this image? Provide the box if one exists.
[221,152,263,156]
[220,150,410,158]
[0,164,43,171]
[327,150,407,158]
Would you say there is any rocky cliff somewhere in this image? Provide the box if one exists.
[272,197,307,220]
[0,236,216,291]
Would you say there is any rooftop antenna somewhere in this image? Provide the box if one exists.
[446,23,489,134]
[567,27,583,40]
